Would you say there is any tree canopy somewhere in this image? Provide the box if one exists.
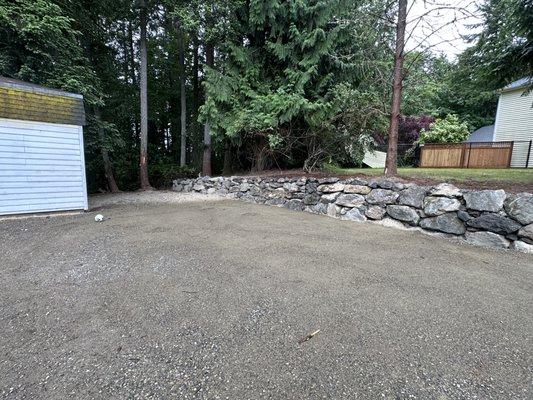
[0,0,530,190]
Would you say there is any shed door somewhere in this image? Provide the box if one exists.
[0,118,88,215]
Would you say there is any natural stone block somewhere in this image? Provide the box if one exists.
[335,194,365,207]
[511,240,533,253]
[466,213,521,235]
[341,208,366,222]
[465,231,510,249]
[398,186,427,208]
[386,205,420,225]
[365,206,386,220]
[420,213,466,235]
[518,223,533,241]
[504,193,533,225]
[365,189,399,205]
[463,190,506,212]
[320,192,341,203]
[430,183,461,197]
[343,184,371,195]
[317,183,345,193]
[423,196,461,216]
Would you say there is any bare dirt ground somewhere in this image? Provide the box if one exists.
[1,192,532,399]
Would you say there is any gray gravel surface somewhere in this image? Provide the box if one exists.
[1,195,532,399]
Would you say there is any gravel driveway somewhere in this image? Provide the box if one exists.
[1,192,532,399]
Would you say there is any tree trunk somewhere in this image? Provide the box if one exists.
[139,0,152,189]
[202,42,215,176]
[94,107,120,193]
[192,33,200,166]
[176,19,187,167]
[384,0,408,177]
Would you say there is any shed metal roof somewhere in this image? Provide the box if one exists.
[0,77,85,126]
[501,77,532,93]
[467,125,494,143]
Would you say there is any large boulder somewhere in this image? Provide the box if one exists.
[518,223,533,241]
[423,196,461,216]
[343,184,371,195]
[365,189,399,205]
[465,231,510,249]
[285,199,304,211]
[335,194,365,207]
[511,240,533,254]
[430,183,461,197]
[466,213,522,235]
[463,190,506,212]
[317,183,345,193]
[420,213,466,235]
[327,203,341,218]
[320,192,341,203]
[504,193,533,225]
[303,193,321,205]
[341,208,367,222]
[398,186,427,208]
[365,206,386,220]
[386,205,420,225]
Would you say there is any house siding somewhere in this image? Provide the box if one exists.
[0,118,88,215]
[493,89,533,168]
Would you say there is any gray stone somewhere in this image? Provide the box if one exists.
[311,203,328,214]
[317,183,345,193]
[285,199,304,211]
[463,190,506,212]
[303,193,321,205]
[335,194,365,208]
[365,206,386,220]
[265,198,286,206]
[327,203,341,218]
[423,196,461,216]
[347,178,368,186]
[343,184,371,195]
[398,186,427,208]
[283,182,300,193]
[341,208,366,222]
[376,179,396,190]
[239,182,251,192]
[192,183,205,191]
[465,231,510,249]
[320,192,341,203]
[173,183,183,192]
[511,240,533,254]
[317,177,340,184]
[457,210,471,222]
[386,205,420,225]
[504,193,533,225]
[518,223,533,241]
[206,188,216,194]
[466,213,522,235]
[430,183,461,197]
[365,189,399,205]
[420,213,466,235]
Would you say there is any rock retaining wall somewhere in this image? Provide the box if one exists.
[173,176,533,253]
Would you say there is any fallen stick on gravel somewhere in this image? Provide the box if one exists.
[298,329,320,344]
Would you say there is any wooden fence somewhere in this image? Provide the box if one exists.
[420,141,514,168]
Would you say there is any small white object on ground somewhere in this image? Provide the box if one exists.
[94,214,104,222]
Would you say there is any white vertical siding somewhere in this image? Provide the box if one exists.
[0,118,88,215]
[493,89,533,168]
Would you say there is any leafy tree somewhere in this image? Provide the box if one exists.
[418,114,469,144]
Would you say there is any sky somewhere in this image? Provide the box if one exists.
[405,0,483,60]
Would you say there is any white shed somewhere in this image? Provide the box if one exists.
[0,77,88,215]
[493,77,533,168]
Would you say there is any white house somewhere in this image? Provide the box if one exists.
[493,77,533,168]
[0,77,88,215]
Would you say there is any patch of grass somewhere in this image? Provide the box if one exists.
[323,165,533,184]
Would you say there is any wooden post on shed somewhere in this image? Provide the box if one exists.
[526,140,532,168]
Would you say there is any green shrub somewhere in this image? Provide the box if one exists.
[418,114,469,144]
[148,164,197,189]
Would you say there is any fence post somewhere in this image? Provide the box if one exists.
[526,140,532,168]
[466,143,472,168]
